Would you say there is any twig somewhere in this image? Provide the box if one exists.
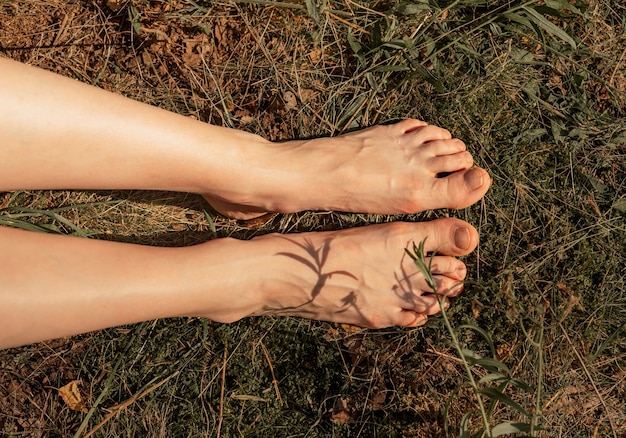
[555,320,618,438]
[324,11,369,35]
[217,341,228,437]
[260,341,283,406]
[83,371,180,438]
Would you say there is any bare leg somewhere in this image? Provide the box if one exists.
[0,218,475,349]
[0,58,489,349]
[0,58,490,217]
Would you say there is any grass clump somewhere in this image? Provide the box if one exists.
[407,238,539,437]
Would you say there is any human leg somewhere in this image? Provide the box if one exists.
[0,57,490,216]
[0,218,475,349]
[0,58,488,349]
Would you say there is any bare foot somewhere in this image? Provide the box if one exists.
[203,119,490,220]
[194,217,477,328]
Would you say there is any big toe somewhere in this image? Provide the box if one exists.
[421,217,479,256]
[433,166,491,210]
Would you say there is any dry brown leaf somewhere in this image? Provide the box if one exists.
[171,223,187,231]
[331,398,352,425]
[241,212,278,229]
[496,342,513,360]
[340,323,363,334]
[283,91,298,111]
[239,115,256,125]
[471,299,484,318]
[299,88,317,103]
[371,389,387,411]
[308,49,322,63]
[58,380,88,413]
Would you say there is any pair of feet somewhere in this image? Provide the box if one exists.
[199,120,491,328]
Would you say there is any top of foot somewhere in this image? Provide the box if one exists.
[204,119,491,220]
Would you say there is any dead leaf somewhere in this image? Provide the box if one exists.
[299,88,317,103]
[171,223,186,231]
[324,326,340,341]
[331,398,352,425]
[471,299,484,318]
[241,212,278,229]
[239,115,255,125]
[283,91,297,111]
[340,323,362,334]
[371,389,387,410]
[58,381,88,413]
[0,193,10,209]
[496,342,513,360]
[308,49,322,63]
[182,39,202,68]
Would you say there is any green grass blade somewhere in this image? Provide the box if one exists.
[479,387,530,418]
[203,210,218,239]
[0,216,58,233]
[587,320,626,364]
[522,6,577,49]
[491,422,533,437]
[544,0,584,17]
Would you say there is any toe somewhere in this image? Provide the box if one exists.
[430,151,474,174]
[390,218,478,257]
[429,257,467,280]
[421,218,479,256]
[432,277,464,297]
[397,310,428,327]
[405,257,466,295]
[409,125,452,143]
[395,119,428,134]
[410,275,463,297]
[422,138,467,156]
[431,166,491,210]
[416,295,450,315]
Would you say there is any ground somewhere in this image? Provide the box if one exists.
[1,1,625,437]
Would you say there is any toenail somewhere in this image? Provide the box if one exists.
[454,227,471,250]
[465,168,484,190]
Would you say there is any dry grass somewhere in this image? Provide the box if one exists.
[1,0,625,436]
